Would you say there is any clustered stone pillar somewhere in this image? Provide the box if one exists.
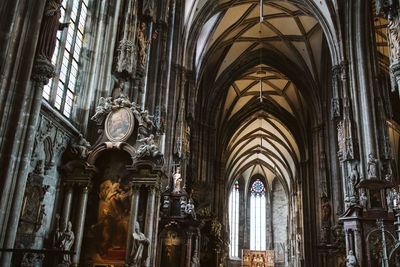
[185,232,193,267]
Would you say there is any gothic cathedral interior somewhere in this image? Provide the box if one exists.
[1,0,400,267]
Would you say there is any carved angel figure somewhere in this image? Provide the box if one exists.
[136,134,161,158]
[91,97,112,123]
[70,134,91,159]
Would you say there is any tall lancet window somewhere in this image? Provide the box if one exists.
[250,179,266,250]
[42,0,89,118]
[229,180,239,257]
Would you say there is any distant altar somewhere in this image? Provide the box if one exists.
[242,249,274,267]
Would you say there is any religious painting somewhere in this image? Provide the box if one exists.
[105,107,134,142]
[160,230,183,267]
[82,151,132,266]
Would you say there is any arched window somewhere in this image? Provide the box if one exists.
[250,179,266,250]
[43,0,89,118]
[229,180,239,257]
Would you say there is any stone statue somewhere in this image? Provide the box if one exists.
[128,221,149,267]
[348,165,359,200]
[359,192,368,211]
[162,196,170,209]
[136,134,161,158]
[185,199,196,219]
[367,153,378,178]
[55,220,75,266]
[346,250,357,267]
[91,97,112,123]
[70,134,91,159]
[386,189,394,213]
[172,167,182,194]
[36,0,69,61]
[111,81,126,99]
[191,251,200,267]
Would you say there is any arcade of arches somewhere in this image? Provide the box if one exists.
[1,0,400,266]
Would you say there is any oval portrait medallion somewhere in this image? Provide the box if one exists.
[105,107,134,142]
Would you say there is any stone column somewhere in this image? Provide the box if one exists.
[185,232,193,267]
[72,184,90,266]
[353,228,363,267]
[345,229,352,254]
[126,184,140,262]
[61,184,74,230]
[144,186,156,267]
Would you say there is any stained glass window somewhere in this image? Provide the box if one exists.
[42,0,89,118]
[250,179,266,250]
[229,181,239,258]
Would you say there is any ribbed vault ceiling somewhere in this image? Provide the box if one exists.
[190,1,325,191]
[195,1,323,84]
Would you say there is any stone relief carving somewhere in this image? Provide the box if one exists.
[17,160,50,248]
[21,253,45,267]
[70,134,91,160]
[388,14,400,65]
[136,134,162,159]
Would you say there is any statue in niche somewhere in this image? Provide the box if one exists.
[172,167,182,194]
[367,153,378,178]
[70,134,91,159]
[346,250,357,267]
[348,165,359,200]
[136,134,161,158]
[54,216,75,267]
[128,221,149,267]
[360,192,368,211]
[386,189,394,213]
[36,0,69,61]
